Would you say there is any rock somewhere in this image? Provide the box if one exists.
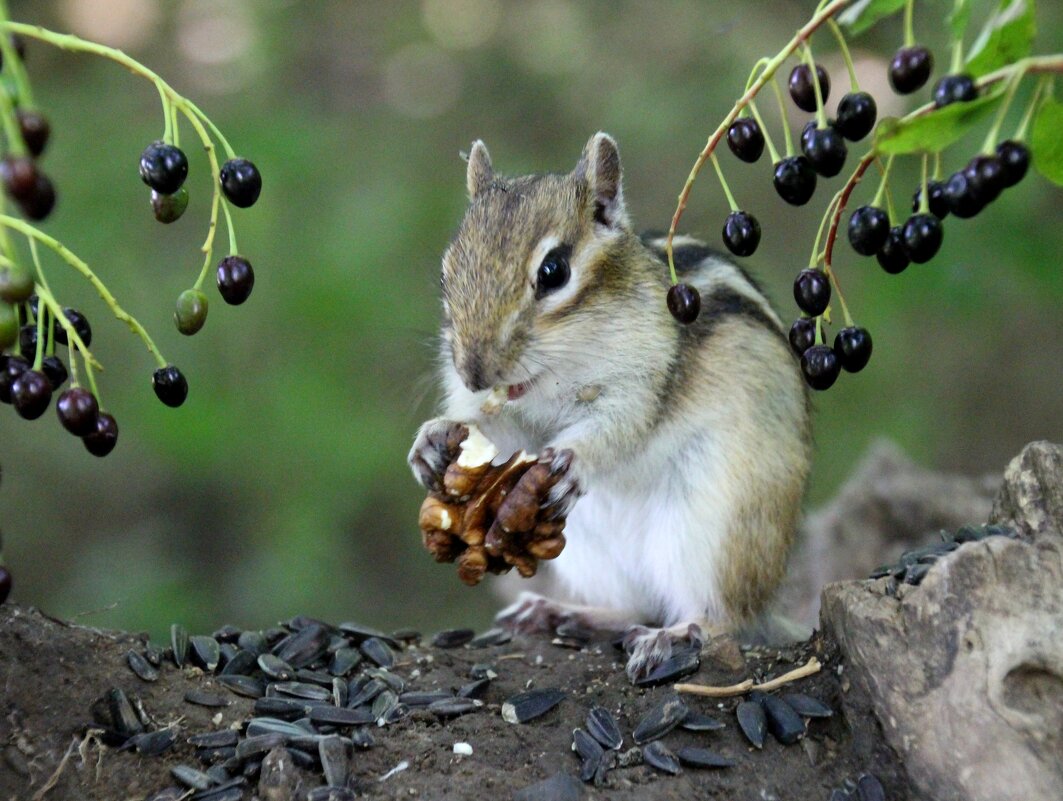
[822,443,1063,801]
[782,440,999,626]
[989,441,1063,540]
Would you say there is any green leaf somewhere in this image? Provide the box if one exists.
[837,0,907,36]
[874,85,1006,155]
[1030,97,1063,186]
[965,0,1036,78]
[948,0,972,41]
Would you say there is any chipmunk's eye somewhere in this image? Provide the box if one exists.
[535,246,571,299]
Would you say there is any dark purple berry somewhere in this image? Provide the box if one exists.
[835,92,877,141]
[793,269,830,316]
[726,118,764,163]
[0,155,38,200]
[17,110,50,158]
[876,227,910,274]
[56,387,99,436]
[219,158,262,208]
[217,256,255,305]
[889,46,933,94]
[801,344,840,391]
[847,205,890,256]
[18,323,37,363]
[667,283,700,324]
[152,365,188,408]
[41,355,67,389]
[995,140,1030,187]
[139,141,188,195]
[932,74,978,108]
[964,155,1005,204]
[789,63,830,113]
[901,213,943,263]
[722,210,761,257]
[912,180,950,219]
[17,172,56,221]
[83,412,118,457]
[0,565,10,604]
[53,308,91,348]
[788,318,816,357]
[11,368,52,419]
[834,327,873,373]
[944,170,986,218]
[174,289,208,336]
[151,187,188,224]
[0,354,28,403]
[0,265,33,304]
[801,124,847,178]
[773,157,817,206]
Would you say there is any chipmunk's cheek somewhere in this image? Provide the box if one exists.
[507,380,535,401]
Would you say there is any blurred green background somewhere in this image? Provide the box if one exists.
[0,0,1060,642]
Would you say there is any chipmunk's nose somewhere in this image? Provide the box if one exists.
[458,351,490,392]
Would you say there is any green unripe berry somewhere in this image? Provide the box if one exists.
[0,264,33,304]
[151,187,189,224]
[174,289,208,336]
[0,302,16,349]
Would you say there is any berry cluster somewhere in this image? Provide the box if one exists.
[0,39,55,221]
[663,4,1048,396]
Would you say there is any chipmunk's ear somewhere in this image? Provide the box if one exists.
[575,132,628,229]
[464,140,493,200]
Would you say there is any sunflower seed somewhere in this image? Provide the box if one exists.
[428,697,482,718]
[502,689,566,724]
[195,747,237,765]
[382,702,409,725]
[319,735,350,787]
[856,773,886,801]
[172,765,214,790]
[217,675,265,698]
[430,628,475,648]
[830,790,853,801]
[191,778,247,801]
[641,741,681,775]
[189,636,221,672]
[458,679,491,699]
[273,623,331,669]
[360,637,395,668]
[680,711,725,731]
[365,668,406,693]
[780,692,833,719]
[351,727,375,749]
[171,625,190,668]
[147,789,185,801]
[392,628,421,644]
[632,693,688,744]
[736,699,767,749]
[372,690,399,721]
[332,678,347,707]
[904,563,931,585]
[572,728,603,782]
[245,717,313,739]
[128,650,159,682]
[513,773,583,801]
[328,648,363,677]
[237,631,267,655]
[257,654,295,681]
[205,766,231,785]
[286,747,319,770]
[469,628,512,648]
[189,731,240,749]
[126,729,176,756]
[347,678,385,708]
[337,622,400,649]
[306,788,356,801]
[763,694,805,745]
[309,705,375,727]
[220,650,258,677]
[469,663,498,680]
[675,746,734,768]
[634,648,700,688]
[586,705,623,750]
[271,681,331,701]
[236,734,287,760]
[185,691,230,708]
[145,644,164,667]
[252,697,306,720]
[106,688,144,738]
[296,669,335,688]
[400,691,454,707]
[212,624,242,643]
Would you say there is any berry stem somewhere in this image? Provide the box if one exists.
[0,80,25,157]
[918,153,930,214]
[664,0,854,278]
[0,215,166,368]
[174,102,225,292]
[903,0,915,49]
[824,151,876,270]
[157,81,174,145]
[184,99,238,161]
[31,298,44,370]
[744,58,772,92]
[871,154,895,207]
[747,101,782,164]
[221,198,239,255]
[809,190,843,267]
[1014,74,1048,141]
[932,151,943,180]
[827,19,859,92]
[0,5,34,109]
[950,39,963,74]
[770,76,795,156]
[814,314,824,346]
[825,265,855,328]
[803,44,828,129]
[30,237,86,386]
[982,69,1025,153]
[710,153,739,213]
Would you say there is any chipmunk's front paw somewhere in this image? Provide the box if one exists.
[623,623,705,683]
[408,418,469,492]
[495,591,568,634]
[541,448,582,519]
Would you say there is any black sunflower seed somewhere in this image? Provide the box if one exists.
[319,734,351,788]
[128,650,159,682]
[171,624,190,668]
[252,697,306,720]
[216,675,265,698]
[763,694,805,744]
[346,678,385,708]
[642,741,681,775]
[287,747,319,769]
[572,728,604,782]
[328,647,363,677]
[188,730,239,749]
[235,733,287,760]
[126,728,176,756]
[245,717,313,739]
[258,654,296,681]
[171,765,214,790]
[400,691,454,707]
[271,681,332,701]
[856,773,886,801]
[458,678,491,699]
[634,648,701,687]
[237,630,268,655]
[675,746,734,768]
[144,644,164,667]
[337,622,401,649]
[431,628,475,648]
[190,635,221,672]
[359,637,395,668]
[312,706,374,729]
[502,689,566,724]
[632,693,688,744]
[469,628,512,648]
[736,699,767,748]
[680,711,725,731]
[274,623,331,670]
[780,692,833,718]
[586,705,623,750]
[371,690,399,721]
[219,649,257,676]
[105,688,144,738]
[184,690,230,708]
[428,697,482,718]
[365,667,406,693]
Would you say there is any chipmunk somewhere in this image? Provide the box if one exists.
[409,133,811,680]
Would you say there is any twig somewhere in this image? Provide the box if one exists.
[31,735,80,800]
[675,656,822,697]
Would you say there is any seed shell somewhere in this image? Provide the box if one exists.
[190,635,221,672]
[184,690,230,708]
[513,772,584,801]
[586,705,623,750]
[780,692,833,719]
[219,650,257,676]
[762,694,805,745]
[736,699,767,749]
[216,675,265,698]
[430,628,475,648]
[359,637,395,668]
[856,773,886,801]
[127,729,177,756]
[273,623,331,669]
[271,681,332,701]
[632,693,688,744]
[171,624,190,668]
[458,678,491,699]
[171,765,214,790]
[235,733,287,760]
[128,649,159,682]
[318,734,351,788]
[680,711,726,731]
[428,697,482,718]
[641,741,681,775]
[328,647,363,677]
[188,730,239,749]
[502,688,566,724]
[258,654,296,681]
[469,628,512,648]
[675,746,734,768]
[634,648,700,687]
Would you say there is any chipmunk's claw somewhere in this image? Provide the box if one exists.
[542,448,581,519]
[408,418,468,492]
[623,623,705,683]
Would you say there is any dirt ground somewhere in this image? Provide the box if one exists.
[0,602,911,801]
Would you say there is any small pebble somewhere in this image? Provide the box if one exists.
[453,742,473,756]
